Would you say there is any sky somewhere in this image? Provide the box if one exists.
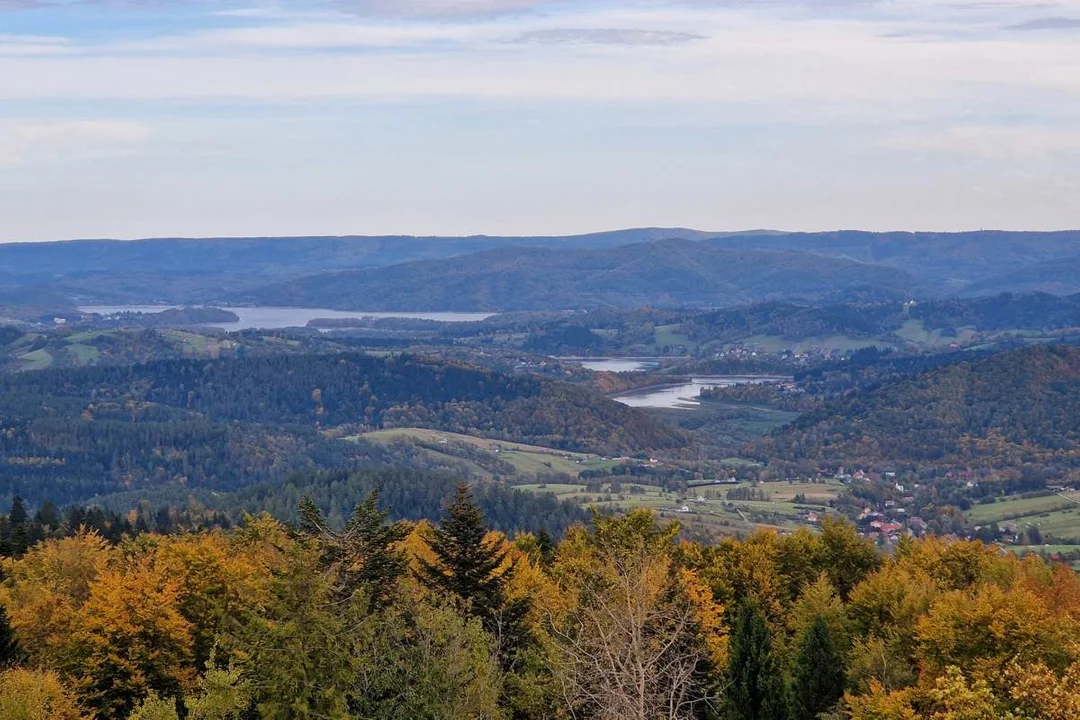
[1,0,1078,241]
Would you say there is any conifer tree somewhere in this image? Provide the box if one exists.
[298,492,409,608]
[790,617,845,720]
[726,602,788,720]
[8,497,27,558]
[418,483,510,615]
[419,483,530,662]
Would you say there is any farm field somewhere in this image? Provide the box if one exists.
[966,491,1080,523]
[734,334,888,353]
[516,479,845,537]
[351,427,622,478]
[966,490,1080,542]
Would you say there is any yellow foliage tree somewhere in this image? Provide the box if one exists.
[0,668,85,720]
[68,558,194,718]
[0,533,113,668]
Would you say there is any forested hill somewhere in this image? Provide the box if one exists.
[0,353,684,505]
[750,344,1080,468]
[684,292,1080,344]
[709,230,1080,291]
[244,239,918,311]
[0,229,727,306]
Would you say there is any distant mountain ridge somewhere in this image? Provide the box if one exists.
[709,230,1080,290]
[240,238,920,311]
[3,228,1080,310]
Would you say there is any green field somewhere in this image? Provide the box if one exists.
[967,491,1080,542]
[515,479,844,537]
[351,428,620,479]
[736,334,888,353]
[894,319,978,347]
[66,343,101,363]
[19,348,53,370]
[653,325,694,351]
[966,492,1080,524]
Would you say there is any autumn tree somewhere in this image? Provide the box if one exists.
[67,558,194,718]
[548,510,717,720]
[0,667,85,720]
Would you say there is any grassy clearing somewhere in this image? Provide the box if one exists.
[736,334,889,353]
[19,348,53,371]
[653,325,694,350]
[354,428,618,478]
[65,343,100,363]
[1011,544,1080,570]
[161,330,210,353]
[966,492,1079,524]
[967,491,1080,542]
[894,320,978,347]
[515,478,837,537]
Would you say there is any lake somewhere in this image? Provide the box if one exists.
[574,358,662,373]
[78,306,495,331]
[612,376,790,410]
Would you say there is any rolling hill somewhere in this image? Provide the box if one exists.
[0,228,731,305]
[243,238,920,311]
[750,344,1080,468]
[0,353,684,506]
[709,230,1080,292]
[961,256,1080,298]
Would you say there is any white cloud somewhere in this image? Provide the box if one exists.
[0,34,73,56]
[0,120,150,166]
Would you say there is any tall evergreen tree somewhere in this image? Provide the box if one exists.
[418,483,510,615]
[726,602,788,720]
[790,617,845,720]
[298,492,409,609]
[418,483,530,663]
[7,497,28,558]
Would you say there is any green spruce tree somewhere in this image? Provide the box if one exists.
[726,602,788,720]
[8,496,28,558]
[790,617,845,720]
[418,483,530,663]
[298,491,409,609]
[418,483,510,615]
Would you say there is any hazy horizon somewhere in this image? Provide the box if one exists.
[8,225,1080,246]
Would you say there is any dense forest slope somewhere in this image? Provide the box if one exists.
[684,292,1080,344]
[751,344,1080,467]
[710,230,1080,291]
[245,239,918,311]
[0,228,724,305]
[0,353,683,505]
[5,229,1080,310]
[962,255,1080,297]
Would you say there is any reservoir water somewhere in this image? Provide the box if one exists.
[78,306,495,331]
[576,358,662,373]
[612,376,790,410]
